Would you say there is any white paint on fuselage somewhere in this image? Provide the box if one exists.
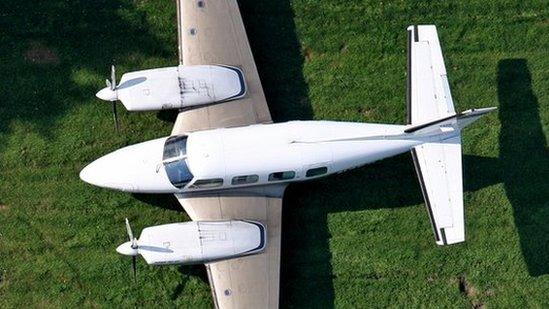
[80,121,427,193]
[185,121,420,191]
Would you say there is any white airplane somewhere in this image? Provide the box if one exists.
[81,2,495,307]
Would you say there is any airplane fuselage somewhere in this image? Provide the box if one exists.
[80,121,429,193]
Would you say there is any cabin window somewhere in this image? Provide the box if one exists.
[268,171,295,181]
[190,178,223,189]
[232,175,259,185]
[306,167,328,177]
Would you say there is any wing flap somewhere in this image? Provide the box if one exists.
[411,136,464,245]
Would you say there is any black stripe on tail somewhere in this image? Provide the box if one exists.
[411,148,441,243]
[406,27,412,124]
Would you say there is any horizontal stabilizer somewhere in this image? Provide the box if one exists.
[407,25,455,125]
[411,136,464,245]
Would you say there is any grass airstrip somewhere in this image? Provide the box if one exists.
[0,0,547,307]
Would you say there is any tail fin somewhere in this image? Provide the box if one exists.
[405,107,497,135]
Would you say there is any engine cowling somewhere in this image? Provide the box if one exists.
[97,65,246,111]
[116,220,266,265]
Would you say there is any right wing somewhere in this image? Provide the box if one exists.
[176,189,284,309]
[411,136,465,245]
[407,25,455,125]
[172,0,272,134]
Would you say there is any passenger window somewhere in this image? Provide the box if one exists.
[232,175,259,185]
[268,171,295,181]
[190,178,223,189]
[306,167,328,177]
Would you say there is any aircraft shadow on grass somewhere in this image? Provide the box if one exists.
[496,59,548,277]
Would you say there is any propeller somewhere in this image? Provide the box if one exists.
[125,218,137,281]
[96,65,120,132]
[108,65,119,132]
[116,218,139,282]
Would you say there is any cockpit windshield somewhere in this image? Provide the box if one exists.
[163,135,193,188]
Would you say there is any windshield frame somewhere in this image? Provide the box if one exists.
[162,135,194,188]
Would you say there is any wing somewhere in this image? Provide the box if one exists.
[172,0,272,134]
[172,2,282,307]
[175,187,284,309]
[406,25,455,125]
[411,136,465,245]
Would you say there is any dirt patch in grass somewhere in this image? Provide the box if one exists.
[357,106,372,118]
[24,41,59,65]
[0,204,7,211]
[459,276,474,297]
[459,276,484,308]
[303,46,314,62]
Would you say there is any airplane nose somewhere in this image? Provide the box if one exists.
[79,163,98,185]
[79,137,175,193]
[96,87,118,101]
[79,153,137,192]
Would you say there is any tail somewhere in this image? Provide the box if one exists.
[406,25,496,245]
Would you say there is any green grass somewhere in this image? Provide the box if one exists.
[0,0,547,307]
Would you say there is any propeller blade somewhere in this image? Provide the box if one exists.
[110,65,116,90]
[112,102,119,133]
[132,255,137,282]
[125,218,133,243]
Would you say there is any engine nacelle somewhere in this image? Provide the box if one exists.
[116,220,265,265]
[98,65,246,111]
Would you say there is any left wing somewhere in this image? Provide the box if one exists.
[176,189,284,308]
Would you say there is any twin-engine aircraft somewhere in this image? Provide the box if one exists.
[81,1,494,307]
